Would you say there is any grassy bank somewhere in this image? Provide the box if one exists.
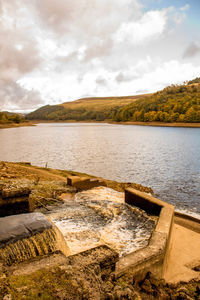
[0,122,35,129]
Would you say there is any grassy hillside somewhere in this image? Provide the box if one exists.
[26,94,150,121]
[61,95,148,110]
[26,78,200,123]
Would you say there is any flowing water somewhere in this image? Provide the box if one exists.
[0,227,67,265]
[47,187,156,256]
[0,123,199,215]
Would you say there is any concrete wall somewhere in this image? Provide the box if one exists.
[116,188,174,281]
[174,211,200,233]
[0,185,31,217]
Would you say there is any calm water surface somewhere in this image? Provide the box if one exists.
[0,123,199,215]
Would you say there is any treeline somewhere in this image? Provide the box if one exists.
[187,77,200,85]
[0,112,25,124]
[27,105,64,120]
[26,104,119,121]
[26,79,200,123]
[113,83,200,123]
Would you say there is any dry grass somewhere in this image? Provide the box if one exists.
[61,94,152,111]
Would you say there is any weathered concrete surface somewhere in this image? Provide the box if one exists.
[125,187,173,216]
[1,186,31,199]
[0,180,32,217]
[174,211,200,234]
[0,212,52,248]
[164,223,200,283]
[0,197,30,217]
[7,245,118,280]
[116,188,174,280]
[67,175,106,190]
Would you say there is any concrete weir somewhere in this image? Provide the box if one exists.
[0,213,70,265]
[1,179,200,284]
[115,188,174,280]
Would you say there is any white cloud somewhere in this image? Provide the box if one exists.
[114,10,167,45]
[113,60,200,96]
[180,4,190,11]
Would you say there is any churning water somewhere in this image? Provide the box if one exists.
[47,187,156,256]
[0,123,199,215]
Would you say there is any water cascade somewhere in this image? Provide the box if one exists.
[48,187,157,256]
[0,213,70,266]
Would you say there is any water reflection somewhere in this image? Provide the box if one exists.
[0,123,199,214]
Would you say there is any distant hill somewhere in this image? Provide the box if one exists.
[26,94,150,121]
[26,78,200,123]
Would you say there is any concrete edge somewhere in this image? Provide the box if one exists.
[116,188,174,280]
[125,187,173,216]
[174,211,200,234]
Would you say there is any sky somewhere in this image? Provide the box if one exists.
[0,0,200,113]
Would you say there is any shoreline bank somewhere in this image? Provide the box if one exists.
[0,122,35,129]
[30,120,200,128]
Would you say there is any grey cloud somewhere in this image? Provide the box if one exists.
[83,38,114,62]
[56,51,78,64]
[96,77,107,86]
[0,1,43,112]
[115,72,133,83]
[32,0,141,64]
[183,42,200,58]
[33,0,141,35]
[55,51,79,72]
[0,80,44,111]
[136,89,149,94]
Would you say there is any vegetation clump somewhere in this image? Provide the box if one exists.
[0,112,25,125]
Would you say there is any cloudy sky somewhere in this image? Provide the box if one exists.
[0,0,200,113]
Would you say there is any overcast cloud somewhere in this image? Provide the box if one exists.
[0,0,199,112]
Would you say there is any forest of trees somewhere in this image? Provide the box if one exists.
[26,78,200,123]
[112,82,200,123]
[0,112,25,124]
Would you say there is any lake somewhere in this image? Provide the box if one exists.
[0,123,199,216]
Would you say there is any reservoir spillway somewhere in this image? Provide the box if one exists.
[48,187,157,256]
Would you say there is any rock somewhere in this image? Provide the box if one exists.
[2,186,31,198]
[113,286,137,299]
[0,212,52,248]
[193,264,200,271]
[3,294,12,300]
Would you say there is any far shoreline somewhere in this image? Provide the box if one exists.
[0,122,35,129]
[31,120,200,128]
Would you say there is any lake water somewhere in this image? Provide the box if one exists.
[0,123,199,216]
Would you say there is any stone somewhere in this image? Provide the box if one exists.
[1,186,31,199]
[3,294,12,300]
